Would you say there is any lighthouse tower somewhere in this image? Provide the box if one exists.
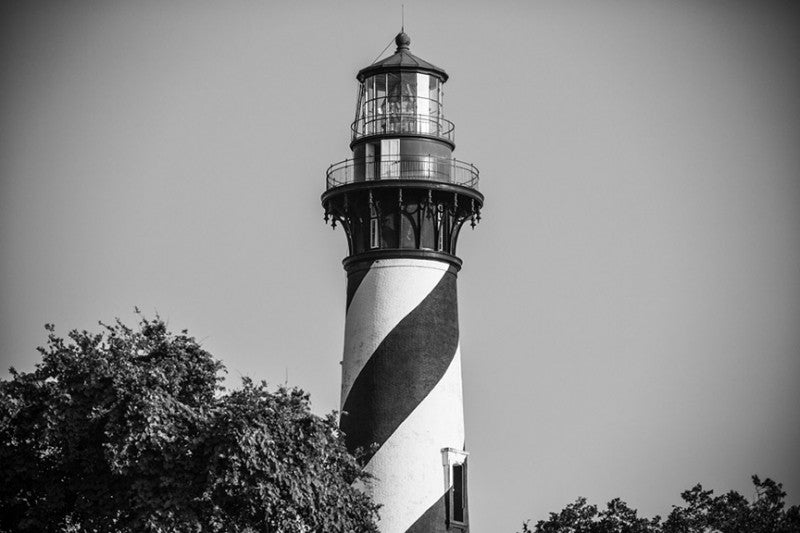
[322,32,483,533]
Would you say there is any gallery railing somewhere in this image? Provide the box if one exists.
[326,154,479,190]
[351,114,455,143]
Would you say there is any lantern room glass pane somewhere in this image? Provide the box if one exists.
[416,73,430,133]
[366,77,374,117]
[387,73,401,115]
[375,74,386,99]
[355,84,365,131]
[430,76,442,122]
[356,85,364,117]
[375,74,386,118]
[428,77,439,104]
[401,73,417,116]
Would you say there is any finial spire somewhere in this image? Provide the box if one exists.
[395,31,410,51]
[402,4,405,32]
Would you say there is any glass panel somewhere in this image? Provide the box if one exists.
[400,212,416,249]
[420,209,435,250]
[380,139,400,179]
[401,72,417,97]
[387,73,401,114]
[450,220,461,255]
[400,73,416,133]
[374,75,386,133]
[369,218,379,249]
[386,73,401,134]
[355,84,364,121]
[374,97,385,133]
[375,74,386,99]
[428,76,439,105]
[380,213,398,248]
[401,73,417,116]
[416,73,430,133]
[353,218,367,253]
[420,155,434,179]
[365,143,376,181]
[366,78,374,119]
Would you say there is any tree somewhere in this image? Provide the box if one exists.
[663,476,800,533]
[519,496,661,533]
[0,315,380,533]
[520,476,800,533]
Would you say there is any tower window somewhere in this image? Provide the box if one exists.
[420,208,435,250]
[369,204,379,249]
[400,212,417,249]
[452,463,465,523]
[380,212,399,248]
[442,448,468,529]
[369,218,379,249]
[435,208,446,252]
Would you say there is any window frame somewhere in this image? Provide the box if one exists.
[442,448,469,529]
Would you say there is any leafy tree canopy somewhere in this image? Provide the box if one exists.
[520,476,800,533]
[0,315,379,533]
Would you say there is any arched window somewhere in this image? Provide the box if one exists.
[380,211,398,248]
[399,211,417,249]
[435,206,448,252]
[420,207,435,250]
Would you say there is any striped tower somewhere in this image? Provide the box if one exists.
[322,32,483,533]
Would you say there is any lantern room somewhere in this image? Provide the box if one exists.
[346,31,459,184]
[352,32,451,145]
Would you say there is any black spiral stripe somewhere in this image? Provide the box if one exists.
[345,259,373,311]
[340,265,459,465]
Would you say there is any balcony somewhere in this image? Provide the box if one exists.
[326,154,479,190]
[351,114,455,143]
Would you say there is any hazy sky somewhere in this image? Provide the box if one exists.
[2,1,799,531]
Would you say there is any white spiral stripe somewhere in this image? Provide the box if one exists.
[341,258,449,410]
[362,347,465,533]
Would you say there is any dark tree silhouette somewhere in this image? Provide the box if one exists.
[519,476,800,533]
[520,496,661,533]
[0,316,379,533]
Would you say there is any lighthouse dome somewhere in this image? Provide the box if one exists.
[357,32,449,82]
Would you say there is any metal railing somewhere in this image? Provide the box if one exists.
[326,154,479,190]
[351,114,455,143]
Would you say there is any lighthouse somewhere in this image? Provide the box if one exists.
[322,32,483,533]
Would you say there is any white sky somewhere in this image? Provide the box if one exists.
[2,2,799,531]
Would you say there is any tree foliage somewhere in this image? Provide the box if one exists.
[0,316,379,533]
[520,476,800,533]
[520,496,661,533]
